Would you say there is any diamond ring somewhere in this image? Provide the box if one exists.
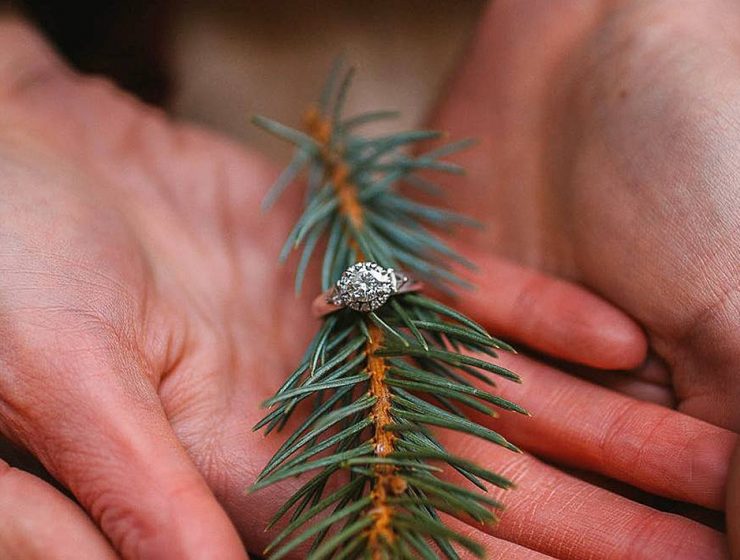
[312,261,422,317]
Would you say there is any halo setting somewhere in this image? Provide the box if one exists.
[330,262,403,312]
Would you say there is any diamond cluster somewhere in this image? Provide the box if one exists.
[331,262,398,312]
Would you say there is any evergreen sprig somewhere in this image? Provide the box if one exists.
[252,61,528,560]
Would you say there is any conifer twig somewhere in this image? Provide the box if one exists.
[251,61,528,560]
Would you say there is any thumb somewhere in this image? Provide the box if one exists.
[1,319,247,560]
[0,459,117,560]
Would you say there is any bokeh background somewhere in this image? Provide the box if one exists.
[17,0,486,161]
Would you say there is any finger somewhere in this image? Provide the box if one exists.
[0,459,117,560]
[442,514,556,560]
[586,375,675,407]
[572,367,676,407]
[438,436,729,560]
[629,352,672,386]
[567,352,674,406]
[455,248,648,370]
[470,352,736,510]
[225,426,557,560]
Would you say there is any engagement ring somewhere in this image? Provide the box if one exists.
[312,261,422,317]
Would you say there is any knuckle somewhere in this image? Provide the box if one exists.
[598,399,658,469]
[86,472,202,559]
[90,486,159,558]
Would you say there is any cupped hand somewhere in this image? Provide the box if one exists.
[427,0,740,554]
[0,16,735,560]
[429,0,740,429]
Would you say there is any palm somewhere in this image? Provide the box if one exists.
[0,17,735,560]
[430,0,740,429]
[0,48,319,549]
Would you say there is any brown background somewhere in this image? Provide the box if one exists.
[18,0,486,160]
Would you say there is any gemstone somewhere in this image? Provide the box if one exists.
[331,262,398,312]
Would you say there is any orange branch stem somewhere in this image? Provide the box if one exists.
[304,106,402,555]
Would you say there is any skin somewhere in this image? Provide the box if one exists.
[0,10,736,560]
[427,0,740,554]
[0,459,118,559]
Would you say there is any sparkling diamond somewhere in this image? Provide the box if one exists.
[331,262,398,312]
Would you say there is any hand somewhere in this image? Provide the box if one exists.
[0,16,734,560]
[429,0,740,429]
[0,457,117,559]
[427,0,740,553]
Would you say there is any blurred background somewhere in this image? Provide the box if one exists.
[15,0,486,160]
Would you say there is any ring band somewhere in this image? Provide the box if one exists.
[312,261,422,317]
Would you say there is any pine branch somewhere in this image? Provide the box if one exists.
[252,60,528,560]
